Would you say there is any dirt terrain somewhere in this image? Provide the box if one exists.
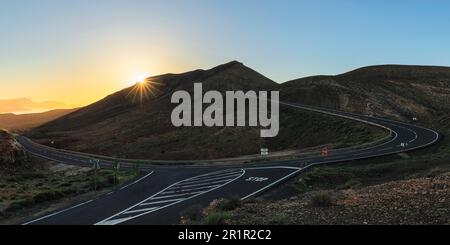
[281,65,450,124]
[0,130,28,172]
[27,62,386,160]
[227,173,450,225]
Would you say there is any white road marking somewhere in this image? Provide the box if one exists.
[22,171,155,225]
[22,199,94,225]
[119,171,154,191]
[96,217,134,226]
[189,170,243,180]
[162,185,222,194]
[408,130,418,143]
[180,173,243,184]
[19,103,441,226]
[174,176,241,186]
[139,199,185,206]
[123,207,159,215]
[95,169,245,225]
[150,191,206,200]
[171,179,230,189]
[241,168,303,200]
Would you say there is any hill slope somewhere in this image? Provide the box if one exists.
[27,61,385,160]
[0,109,78,132]
[0,98,72,114]
[281,65,450,124]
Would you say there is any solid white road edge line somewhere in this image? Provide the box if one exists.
[21,171,154,225]
[95,169,245,225]
[22,200,94,225]
[119,171,155,191]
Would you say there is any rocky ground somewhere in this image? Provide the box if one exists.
[226,173,450,225]
[0,130,28,172]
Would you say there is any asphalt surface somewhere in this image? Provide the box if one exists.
[17,102,440,225]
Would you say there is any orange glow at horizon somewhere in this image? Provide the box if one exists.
[0,31,195,109]
[0,58,191,109]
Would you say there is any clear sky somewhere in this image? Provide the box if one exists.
[1,0,450,106]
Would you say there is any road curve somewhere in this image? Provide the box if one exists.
[17,102,440,225]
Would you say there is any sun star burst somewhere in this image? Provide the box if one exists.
[126,79,163,104]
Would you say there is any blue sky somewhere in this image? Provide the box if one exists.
[1,0,450,104]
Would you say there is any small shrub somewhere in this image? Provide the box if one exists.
[216,197,242,211]
[20,172,47,179]
[201,211,230,225]
[62,188,79,195]
[57,182,72,188]
[293,178,310,193]
[269,213,290,225]
[310,192,334,207]
[32,190,65,203]
[5,198,35,212]
[106,175,117,185]
[34,182,44,187]
[180,205,203,224]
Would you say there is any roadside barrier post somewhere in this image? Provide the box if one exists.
[114,160,120,186]
[92,159,100,191]
[134,162,141,176]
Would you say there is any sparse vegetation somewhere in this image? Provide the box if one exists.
[290,130,450,192]
[310,192,334,207]
[338,179,362,190]
[201,211,231,225]
[0,158,134,223]
[181,197,242,225]
[27,62,389,161]
[215,196,242,211]
[223,129,450,225]
[180,205,204,224]
[269,213,290,225]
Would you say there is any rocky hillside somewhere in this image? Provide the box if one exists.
[27,61,386,160]
[0,130,27,172]
[281,65,450,124]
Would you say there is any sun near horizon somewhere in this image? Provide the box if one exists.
[0,69,160,113]
[3,1,450,112]
[127,72,152,87]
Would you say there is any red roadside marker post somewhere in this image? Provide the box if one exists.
[321,147,329,157]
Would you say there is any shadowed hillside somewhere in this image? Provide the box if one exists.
[281,65,450,125]
[27,61,385,160]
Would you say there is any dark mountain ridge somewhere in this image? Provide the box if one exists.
[27,61,386,160]
[281,64,450,122]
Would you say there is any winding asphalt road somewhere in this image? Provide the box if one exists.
[17,102,440,225]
